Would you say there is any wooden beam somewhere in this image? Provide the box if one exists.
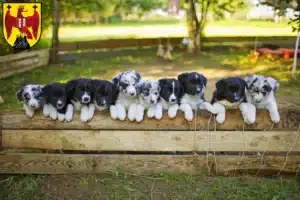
[2,130,300,152]
[0,153,299,175]
[1,109,300,130]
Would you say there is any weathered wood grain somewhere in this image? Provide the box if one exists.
[1,109,300,130]
[0,153,299,175]
[2,130,300,152]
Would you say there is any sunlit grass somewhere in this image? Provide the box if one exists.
[1,46,299,109]
[42,20,296,42]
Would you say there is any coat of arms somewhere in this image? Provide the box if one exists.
[3,3,41,49]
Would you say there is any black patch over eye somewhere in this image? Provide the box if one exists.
[24,93,30,99]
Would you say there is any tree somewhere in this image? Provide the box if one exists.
[259,0,300,79]
[184,0,246,54]
[49,0,60,64]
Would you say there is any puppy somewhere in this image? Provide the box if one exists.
[156,78,183,119]
[66,78,94,122]
[243,74,280,124]
[178,72,214,121]
[136,80,161,122]
[91,79,119,119]
[210,77,247,124]
[16,84,43,118]
[42,82,70,121]
[112,70,141,121]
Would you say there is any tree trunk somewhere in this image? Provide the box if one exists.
[50,0,60,64]
[291,33,299,80]
[185,0,200,54]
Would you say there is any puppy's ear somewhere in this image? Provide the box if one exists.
[177,73,188,84]
[42,84,52,99]
[66,79,77,95]
[136,81,144,94]
[134,71,141,82]
[108,83,119,104]
[158,79,166,88]
[215,79,226,97]
[112,73,123,86]
[245,75,256,88]
[16,87,24,101]
[238,78,247,89]
[199,74,207,87]
[91,80,101,91]
[266,76,279,92]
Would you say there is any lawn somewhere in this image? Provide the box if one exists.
[42,19,297,43]
[1,46,300,199]
[1,46,300,109]
[1,173,300,200]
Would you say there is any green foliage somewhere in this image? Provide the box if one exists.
[258,0,300,32]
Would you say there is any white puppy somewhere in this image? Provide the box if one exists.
[112,70,141,121]
[136,80,161,122]
[243,74,280,124]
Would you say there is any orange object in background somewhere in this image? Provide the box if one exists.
[283,52,291,60]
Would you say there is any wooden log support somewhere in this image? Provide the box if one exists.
[1,108,300,130]
[2,130,300,152]
[0,153,299,176]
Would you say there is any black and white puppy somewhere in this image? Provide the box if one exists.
[16,84,43,118]
[210,77,247,124]
[136,80,161,122]
[66,78,94,122]
[42,82,70,121]
[178,72,215,121]
[112,70,141,121]
[91,79,119,119]
[243,74,280,124]
[156,78,183,119]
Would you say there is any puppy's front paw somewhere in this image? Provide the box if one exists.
[128,104,137,121]
[118,108,126,121]
[49,110,57,120]
[147,107,155,118]
[43,105,50,117]
[65,104,74,122]
[80,106,89,122]
[80,112,89,122]
[216,113,225,124]
[270,112,280,123]
[57,113,65,122]
[25,110,34,118]
[135,105,144,122]
[184,110,193,121]
[65,113,73,122]
[168,105,178,119]
[155,109,163,120]
[110,105,118,120]
[239,103,256,125]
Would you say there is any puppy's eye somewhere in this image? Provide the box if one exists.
[154,92,158,95]
[24,93,30,99]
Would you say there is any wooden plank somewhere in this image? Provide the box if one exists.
[0,153,299,175]
[2,130,300,152]
[1,109,300,130]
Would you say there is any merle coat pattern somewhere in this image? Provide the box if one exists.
[17,84,43,118]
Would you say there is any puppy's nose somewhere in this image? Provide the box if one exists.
[30,104,36,109]
[129,92,135,96]
[196,88,201,93]
[170,98,176,102]
[150,100,155,104]
[83,97,90,102]
[57,102,63,107]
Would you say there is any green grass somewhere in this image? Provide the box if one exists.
[1,173,300,200]
[42,19,296,43]
[1,46,299,110]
